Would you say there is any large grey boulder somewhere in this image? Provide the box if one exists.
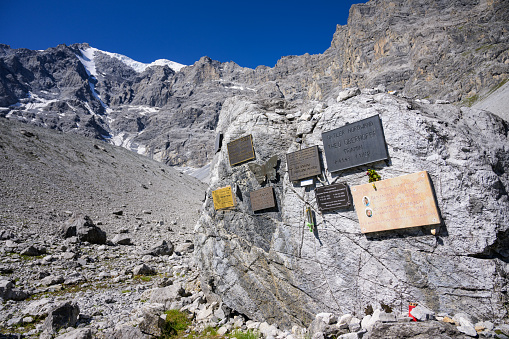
[0,279,28,301]
[109,325,150,339]
[195,93,509,328]
[42,301,80,334]
[54,328,93,339]
[145,240,174,256]
[365,321,465,339]
[138,303,166,337]
[61,215,107,244]
[140,282,186,309]
[20,244,46,256]
[133,263,156,276]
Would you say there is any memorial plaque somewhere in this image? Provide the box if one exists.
[286,146,322,182]
[214,132,223,153]
[322,115,388,172]
[351,171,440,233]
[250,187,276,212]
[227,135,255,166]
[315,183,351,211]
[212,186,236,210]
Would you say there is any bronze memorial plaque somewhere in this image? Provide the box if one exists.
[227,135,255,166]
[212,186,236,210]
[351,171,440,233]
[286,146,322,182]
[315,183,351,211]
[322,115,389,172]
[250,187,276,212]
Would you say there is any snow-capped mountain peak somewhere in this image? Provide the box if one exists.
[77,46,186,74]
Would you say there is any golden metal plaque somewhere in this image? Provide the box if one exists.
[351,171,440,233]
[212,186,236,210]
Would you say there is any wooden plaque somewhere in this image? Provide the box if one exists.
[286,146,322,182]
[322,115,388,172]
[212,186,236,210]
[250,187,276,212]
[315,183,351,211]
[351,171,440,233]
[227,135,255,166]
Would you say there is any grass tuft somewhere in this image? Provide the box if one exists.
[160,309,191,338]
[230,329,260,339]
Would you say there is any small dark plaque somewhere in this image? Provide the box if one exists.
[286,146,322,182]
[227,135,255,166]
[250,187,276,212]
[315,183,351,211]
[322,115,388,172]
[214,132,223,153]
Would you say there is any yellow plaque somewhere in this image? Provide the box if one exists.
[351,171,440,233]
[212,186,236,210]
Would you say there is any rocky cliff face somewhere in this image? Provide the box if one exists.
[194,88,509,327]
[324,0,509,103]
[1,0,507,169]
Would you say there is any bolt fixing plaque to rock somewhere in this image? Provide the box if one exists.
[286,146,322,182]
[351,171,440,233]
[227,135,255,166]
[250,187,276,212]
[322,115,389,172]
[212,186,236,210]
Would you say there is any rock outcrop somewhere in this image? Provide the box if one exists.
[194,89,509,327]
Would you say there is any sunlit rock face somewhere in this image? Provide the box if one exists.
[194,90,509,327]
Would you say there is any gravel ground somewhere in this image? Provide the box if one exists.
[0,117,208,337]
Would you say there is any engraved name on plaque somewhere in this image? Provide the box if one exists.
[212,186,236,210]
[227,135,255,166]
[250,187,276,212]
[322,115,388,172]
[286,146,322,182]
[315,183,351,211]
[351,171,441,233]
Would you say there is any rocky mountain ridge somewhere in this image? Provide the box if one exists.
[1,0,507,169]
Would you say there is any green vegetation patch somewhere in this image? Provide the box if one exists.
[160,309,192,338]
[134,275,153,282]
[230,329,260,339]
[460,93,480,107]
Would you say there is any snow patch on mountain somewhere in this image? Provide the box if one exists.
[77,46,185,73]
[77,48,97,76]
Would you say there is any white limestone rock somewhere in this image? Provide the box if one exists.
[195,93,509,328]
[336,87,361,102]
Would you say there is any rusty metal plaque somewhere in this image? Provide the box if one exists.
[250,187,276,212]
[322,115,388,172]
[351,171,440,233]
[212,186,236,210]
[315,183,351,211]
[227,135,255,166]
[286,146,322,182]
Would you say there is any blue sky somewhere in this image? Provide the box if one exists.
[0,0,365,69]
